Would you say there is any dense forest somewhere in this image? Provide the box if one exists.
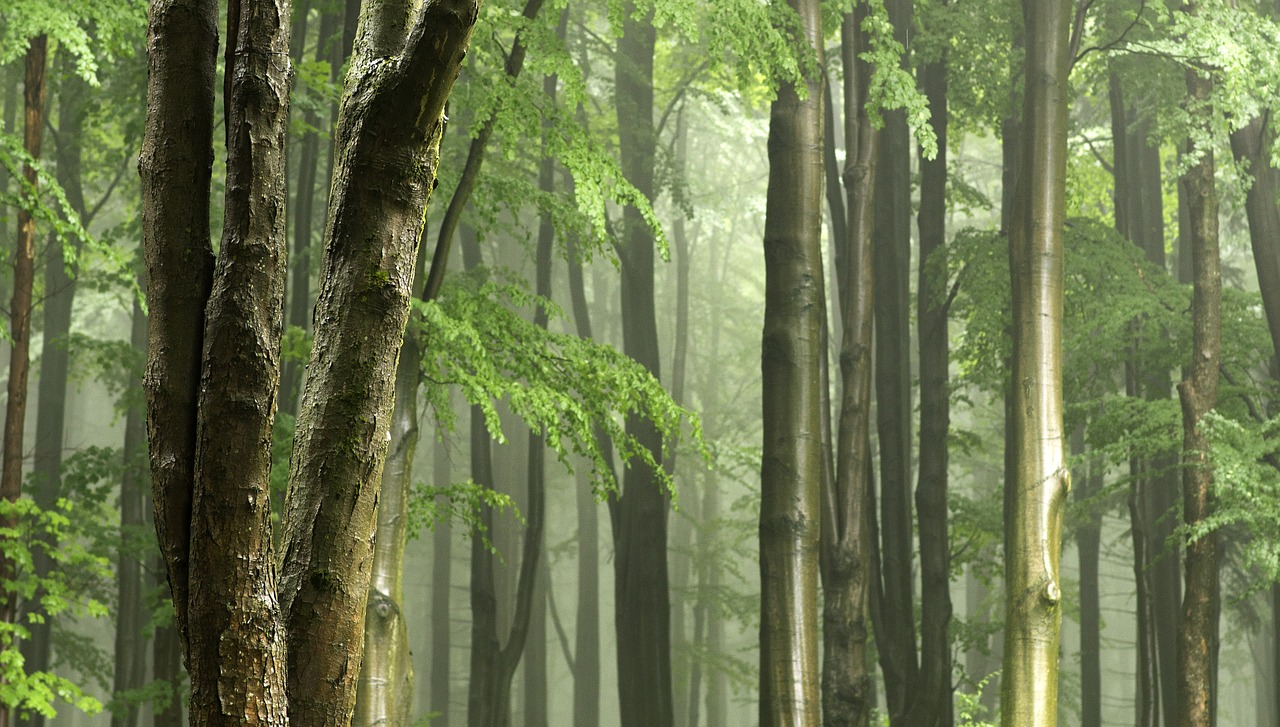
[0,0,1278,725]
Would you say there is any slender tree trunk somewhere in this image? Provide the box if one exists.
[1001,3,1071,726]
[276,1,480,722]
[759,0,824,723]
[152,560,185,727]
[611,8,674,727]
[1175,15,1221,725]
[909,26,952,727]
[1072,428,1102,727]
[822,8,876,727]
[21,56,88,727]
[429,434,454,727]
[109,298,150,727]
[871,3,920,718]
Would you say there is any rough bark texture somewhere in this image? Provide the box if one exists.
[822,9,876,727]
[182,0,293,722]
[909,28,952,727]
[23,57,87,723]
[1175,29,1221,727]
[759,0,824,723]
[140,0,218,675]
[1001,2,1071,725]
[276,2,480,724]
[870,2,919,720]
[612,7,674,727]
[111,300,150,727]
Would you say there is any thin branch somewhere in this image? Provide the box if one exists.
[1081,135,1116,176]
[1075,0,1151,68]
[85,154,131,227]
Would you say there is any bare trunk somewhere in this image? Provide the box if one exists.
[1073,428,1102,727]
[1175,21,1221,727]
[429,434,454,727]
[1001,3,1071,725]
[822,8,876,727]
[759,0,824,722]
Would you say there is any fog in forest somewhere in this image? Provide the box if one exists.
[0,0,1278,726]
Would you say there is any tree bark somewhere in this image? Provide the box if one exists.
[1072,428,1102,727]
[1001,2,1071,726]
[822,8,876,727]
[276,1,480,723]
[759,0,824,723]
[0,48,47,714]
[611,7,674,727]
[908,24,952,727]
[1175,21,1221,726]
[870,2,920,719]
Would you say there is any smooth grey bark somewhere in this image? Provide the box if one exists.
[759,0,824,723]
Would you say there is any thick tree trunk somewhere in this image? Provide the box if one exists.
[277,2,480,723]
[182,0,293,723]
[1001,3,1071,726]
[611,8,674,727]
[759,0,824,723]
[429,434,454,727]
[1175,29,1221,727]
[0,48,47,710]
[822,8,876,727]
[111,299,150,727]
[870,2,920,719]
[909,29,952,727]
[22,56,88,727]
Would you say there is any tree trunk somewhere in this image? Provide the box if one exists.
[611,8,674,727]
[0,48,47,718]
[110,298,150,727]
[909,24,952,727]
[1072,428,1102,727]
[182,0,293,722]
[22,54,88,727]
[759,0,824,723]
[152,560,185,727]
[276,1,480,722]
[1001,2,1071,726]
[429,434,454,727]
[1175,21,1221,727]
[870,2,920,719]
[822,7,876,727]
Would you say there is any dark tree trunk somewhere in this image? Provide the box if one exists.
[871,3,919,721]
[110,299,150,727]
[1175,21,1221,726]
[0,49,47,719]
[1072,428,1102,727]
[822,8,876,727]
[1001,2,1071,725]
[152,559,185,727]
[611,8,674,727]
[22,56,88,727]
[908,26,952,727]
[759,0,824,723]
[276,1,480,722]
[429,434,454,727]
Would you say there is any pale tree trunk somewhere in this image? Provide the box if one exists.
[822,7,877,727]
[1175,13,1221,724]
[759,0,824,722]
[909,20,952,727]
[1072,427,1102,727]
[1001,2,1071,726]
[276,0,480,722]
[0,48,47,726]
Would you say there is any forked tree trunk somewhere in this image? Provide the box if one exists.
[1175,14,1221,725]
[1001,2,1071,726]
[759,0,824,723]
[822,7,876,727]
